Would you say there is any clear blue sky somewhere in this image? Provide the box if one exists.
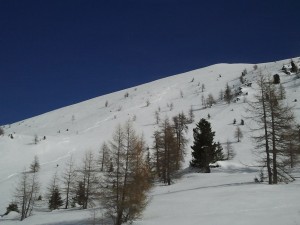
[0,0,299,125]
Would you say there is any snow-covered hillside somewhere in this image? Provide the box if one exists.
[1,57,300,225]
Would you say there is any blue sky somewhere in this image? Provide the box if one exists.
[0,0,299,125]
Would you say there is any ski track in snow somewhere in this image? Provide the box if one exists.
[0,173,19,183]
[153,181,256,196]
[40,148,76,166]
[82,117,111,133]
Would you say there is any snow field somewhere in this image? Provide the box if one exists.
[1,57,300,224]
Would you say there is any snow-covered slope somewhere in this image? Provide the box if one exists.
[1,57,300,225]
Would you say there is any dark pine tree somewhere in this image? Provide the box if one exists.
[291,60,299,73]
[190,118,217,173]
[48,187,63,210]
[5,203,19,215]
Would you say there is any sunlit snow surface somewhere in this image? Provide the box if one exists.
[1,58,300,224]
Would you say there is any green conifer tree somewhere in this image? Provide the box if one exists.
[49,187,63,210]
[190,118,217,173]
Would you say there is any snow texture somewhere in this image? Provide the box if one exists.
[1,57,300,224]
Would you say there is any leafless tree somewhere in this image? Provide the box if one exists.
[172,113,189,170]
[154,110,160,125]
[180,90,184,98]
[34,134,39,145]
[153,118,178,185]
[61,156,77,209]
[219,89,224,101]
[101,122,152,225]
[207,93,216,107]
[76,151,98,209]
[278,84,286,100]
[248,74,298,184]
[14,169,40,221]
[30,155,40,173]
[99,142,110,172]
[225,140,235,160]
[234,126,243,142]
[146,99,150,107]
[201,83,205,92]
[188,105,194,123]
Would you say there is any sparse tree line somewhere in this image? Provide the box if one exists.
[6,121,153,225]
[248,74,300,184]
[151,112,189,185]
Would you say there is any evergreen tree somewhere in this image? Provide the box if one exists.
[5,203,19,215]
[49,187,63,210]
[291,60,299,73]
[224,83,233,104]
[190,118,217,173]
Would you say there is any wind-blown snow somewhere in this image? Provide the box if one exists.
[1,58,300,224]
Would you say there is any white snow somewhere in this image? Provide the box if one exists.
[1,57,300,224]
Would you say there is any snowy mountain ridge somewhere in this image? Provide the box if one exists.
[1,57,300,225]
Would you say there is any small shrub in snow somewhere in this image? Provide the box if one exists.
[5,203,19,215]
[273,74,280,84]
[34,134,39,144]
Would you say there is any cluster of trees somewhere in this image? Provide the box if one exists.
[10,122,153,225]
[248,74,300,184]
[217,83,234,105]
[152,113,189,185]
[12,157,41,221]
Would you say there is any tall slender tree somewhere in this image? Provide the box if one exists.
[172,113,189,170]
[61,156,77,209]
[102,122,152,225]
[14,169,40,221]
[248,74,298,184]
[224,83,233,104]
